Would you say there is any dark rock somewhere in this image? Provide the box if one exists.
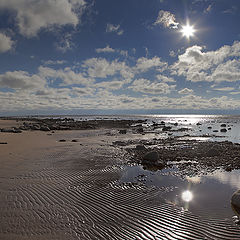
[136,145,147,151]
[0,142,7,144]
[59,139,66,142]
[162,126,172,131]
[196,122,202,126]
[40,126,50,131]
[208,126,212,129]
[136,127,144,133]
[174,122,178,126]
[213,130,218,132]
[220,128,227,132]
[143,151,159,164]
[113,141,127,146]
[225,165,233,172]
[119,129,127,134]
[1,129,13,133]
[206,146,220,157]
[71,139,78,142]
[221,124,227,127]
[228,128,232,130]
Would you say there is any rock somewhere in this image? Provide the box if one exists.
[136,145,147,151]
[0,142,7,144]
[40,126,50,131]
[162,126,172,131]
[208,126,212,129]
[213,130,218,132]
[228,128,232,130]
[31,124,40,130]
[220,128,227,132]
[206,146,220,157]
[225,165,233,172]
[119,129,127,134]
[113,141,127,146]
[13,129,22,133]
[221,124,227,127]
[174,122,178,126]
[196,122,202,126]
[71,139,78,142]
[1,129,14,133]
[136,127,144,133]
[142,151,159,164]
[231,190,240,216]
[59,139,66,142]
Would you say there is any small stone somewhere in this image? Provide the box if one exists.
[119,129,127,134]
[221,124,227,127]
[59,139,66,142]
[71,139,78,142]
[136,145,147,151]
[220,128,227,132]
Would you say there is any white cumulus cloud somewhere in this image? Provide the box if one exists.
[154,10,179,29]
[0,33,14,53]
[0,0,86,37]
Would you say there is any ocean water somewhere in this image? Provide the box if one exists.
[37,114,240,143]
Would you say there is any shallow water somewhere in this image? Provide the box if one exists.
[35,114,240,143]
[121,165,240,220]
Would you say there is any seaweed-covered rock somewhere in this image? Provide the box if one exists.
[119,129,127,134]
[143,151,159,164]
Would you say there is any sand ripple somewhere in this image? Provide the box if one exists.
[1,148,240,239]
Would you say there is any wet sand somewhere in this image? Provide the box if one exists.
[1,120,240,239]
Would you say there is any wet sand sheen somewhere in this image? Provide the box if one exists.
[1,128,240,239]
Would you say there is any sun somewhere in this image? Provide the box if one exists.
[181,24,196,39]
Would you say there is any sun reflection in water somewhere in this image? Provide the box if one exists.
[182,190,193,202]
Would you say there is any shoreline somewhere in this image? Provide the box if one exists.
[1,118,240,239]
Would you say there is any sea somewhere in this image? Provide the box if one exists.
[34,114,240,143]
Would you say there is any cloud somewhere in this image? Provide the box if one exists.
[129,78,175,94]
[171,41,240,82]
[43,60,66,65]
[0,0,86,37]
[213,87,235,91]
[95,45,115,53]
[38,66,93,86]
[154,10,179,29]
[106,23,124,35]
[204,4,212,13]
[156,74,176,82]
[82,57,133,79]
[0,33,14,53]
[178,88,194,94]
[56,33,75,52]
[0,71,46,89]
[135,57,168,72]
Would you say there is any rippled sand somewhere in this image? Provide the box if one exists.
[1,127,240,239]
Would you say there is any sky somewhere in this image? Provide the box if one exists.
[0,0,240,115]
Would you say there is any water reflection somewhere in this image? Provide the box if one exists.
[120,166,240,219]
[182,190,193,202]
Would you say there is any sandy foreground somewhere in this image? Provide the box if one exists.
[1,120,240,239]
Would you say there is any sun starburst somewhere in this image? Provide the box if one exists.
[181,24,196,38]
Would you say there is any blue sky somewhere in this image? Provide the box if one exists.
[0,0,240,115]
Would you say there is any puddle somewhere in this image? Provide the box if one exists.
[121,165,240,220]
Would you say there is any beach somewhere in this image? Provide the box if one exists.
[1,116,240,239]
